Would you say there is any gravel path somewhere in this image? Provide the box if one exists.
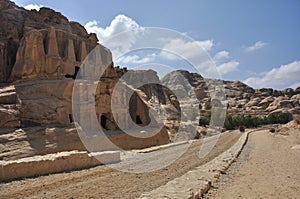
[203,129,300,199]
[0,131,241,198]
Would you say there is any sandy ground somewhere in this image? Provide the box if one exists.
[0,131,240,198]
[203,129,300,199]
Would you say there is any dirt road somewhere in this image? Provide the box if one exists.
[0,131,240,198]
[204,129,300,199]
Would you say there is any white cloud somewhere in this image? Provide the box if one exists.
[244,60,300,89]
[217,61,239,75]
[213,50,229,61]
[85,14,215,67]
[85,15,144,59]
[212,51,239,76]
[85,15,141,42]
[24,4,43,11]
[160,39,214,60]
[117,54,155,65]
[245,41,267,52]
[83,14,240,79]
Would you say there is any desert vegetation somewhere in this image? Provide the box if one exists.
[199,106,293,130]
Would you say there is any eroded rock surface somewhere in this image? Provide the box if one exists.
[162,70,300,117]
[0,0,170,161]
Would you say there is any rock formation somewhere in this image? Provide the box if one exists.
[0,0,100,127]
[0,0,168,128]
[0,0,98,82]
[0,0,170,161]
[162,70,300,118]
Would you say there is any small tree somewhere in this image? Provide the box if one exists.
[233,115,244,127]
[199,116,210,126]
[224,115,235,130]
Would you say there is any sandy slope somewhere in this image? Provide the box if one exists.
[204,129,300,199]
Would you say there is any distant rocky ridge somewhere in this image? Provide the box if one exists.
[162,70,300,117]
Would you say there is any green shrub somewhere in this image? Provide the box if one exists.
[223,112,292,131]
[244,115,259,128]
[269,128,275,133]
[199,116,210,126]
[267,112,292,124]
[233,115,244,127]
[224,115,235,130]
[203,110,211,119]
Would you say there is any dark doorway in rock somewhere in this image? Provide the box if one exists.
[101,115,108,130]
[65,66,80,79]
[136,115,143,125]
[68,114,73,123]
[7,37,18,73]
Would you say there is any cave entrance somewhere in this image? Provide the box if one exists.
[101,115,108,130]
[135,115,143,125]
[68,114,73,123]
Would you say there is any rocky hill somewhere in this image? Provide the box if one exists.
[162,70,300,117]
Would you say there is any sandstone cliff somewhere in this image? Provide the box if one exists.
[0,0,98,82]
[0,0,171,160]
[0,0,169,132]
[0,0,104,127]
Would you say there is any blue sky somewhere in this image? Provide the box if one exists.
[11,0,300,89]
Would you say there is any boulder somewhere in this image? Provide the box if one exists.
[282,88,295,97]
[246,97,261,107]
[0,107,20,127]
[258,96,274,109]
